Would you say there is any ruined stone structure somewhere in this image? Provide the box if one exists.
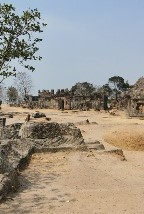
[23,89,103,111]
[127,98,144,117]
[0,120,85,200]
[0,117,106,200]
[127,77,144,117]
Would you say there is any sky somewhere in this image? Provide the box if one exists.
[1,0,144,94]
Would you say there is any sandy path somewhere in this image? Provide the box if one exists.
[0,151,144,214]
[0,105,144,213]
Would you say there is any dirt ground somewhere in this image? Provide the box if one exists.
[0,105,144,213]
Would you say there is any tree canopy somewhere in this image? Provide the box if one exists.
[108,76,130,100]
[100,83,112,96]
[7,86,18,103]
[71,82,96,96]
[0,3,46,83]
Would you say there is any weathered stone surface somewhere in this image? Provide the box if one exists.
[85,140,100,145]
[87,144,105,150]
[32,112,46,118]
[59,123,84,146]
[129,77,144,99]
[0,121,85,200]
[0,172,18,200]
[85,139,105,150]
[20,122,62,139]
[19,122,84,146]
[0,142,19,199]
[0,123,23,140]
[0,118,6,127]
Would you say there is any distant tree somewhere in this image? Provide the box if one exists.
[98,84,113,97]
[0,3,47,83]
[7,86,18,103]
[122,80,131,91]
[71,82,96,96]
[0,83,7,102]
[14,72,32,100]
[64,88,70,95]
[108,76,130,100]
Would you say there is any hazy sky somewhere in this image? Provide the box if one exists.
[1,0,144,94]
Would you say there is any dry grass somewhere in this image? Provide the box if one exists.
[104,128,144,151]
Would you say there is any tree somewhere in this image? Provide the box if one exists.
[14,72,32,100]
[7,86,18,103]
[71,82,96,96]
[98,84,113,97]
[0,83,7,102]
[0,3,46,83]
[108,76,130,100]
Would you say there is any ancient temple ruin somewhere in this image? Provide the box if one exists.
[127,77,144,117]
[23,89,103,110]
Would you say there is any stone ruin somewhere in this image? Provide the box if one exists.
[0,116,106,200]
[127,77,144,117]
[11,88,105,111]
[109,77,144,116]
[129,77,144,99]
[8,76,144,117]
[0,120,86,200]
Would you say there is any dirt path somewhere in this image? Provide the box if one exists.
[0,105,144,213]
[0,151,144,214]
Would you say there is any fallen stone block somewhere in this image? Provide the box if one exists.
[87,143,105,150]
